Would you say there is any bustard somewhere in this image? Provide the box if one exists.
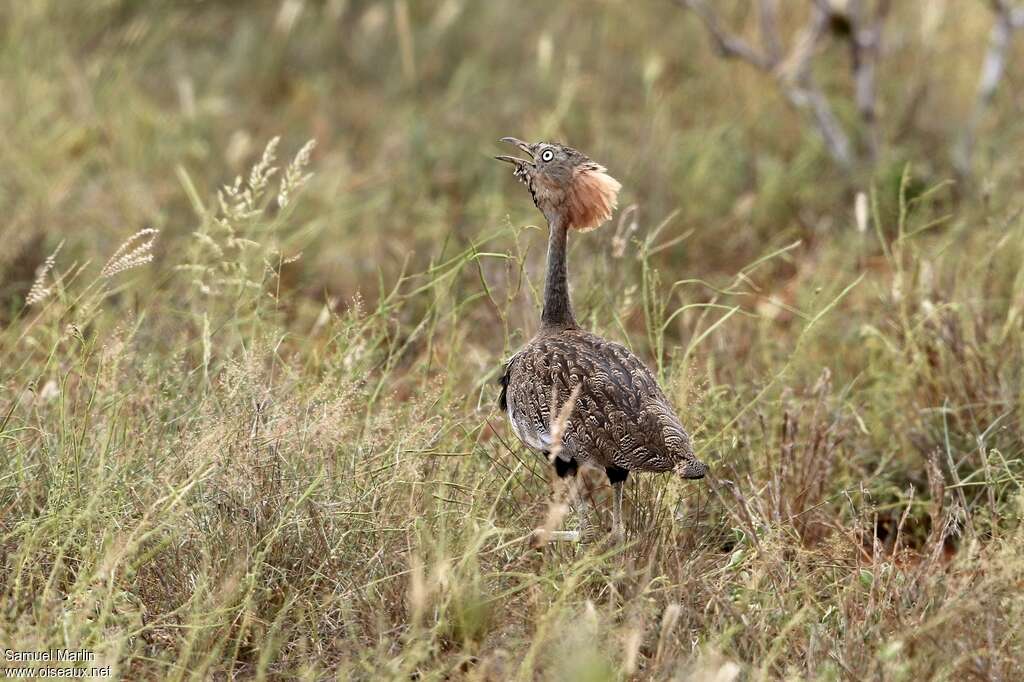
[496,137,708,544]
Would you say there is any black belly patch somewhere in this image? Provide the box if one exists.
[553,457,579,478]
[605,465,629,484]
[498,363,511,411]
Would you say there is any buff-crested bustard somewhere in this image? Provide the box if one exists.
[496,137,708,545]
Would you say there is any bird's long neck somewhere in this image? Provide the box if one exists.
[541,217,577,329]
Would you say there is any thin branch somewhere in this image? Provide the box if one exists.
[846,0,891,161]
[987,0,1024,23]
[757,0,783,64]
[809,0,834,16]
[676,0,772,69]
[976,0,1024,106]
[778,2,829,83]
[780,86,853,170]
[776,3,855,168]
[956,0,1024,175]
[679,0,858,170]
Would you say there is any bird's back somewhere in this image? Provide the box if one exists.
[500,328,701,474]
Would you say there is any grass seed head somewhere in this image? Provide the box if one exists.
[101,229,159,278]
[278,138,316,208]
[25,239,64,306]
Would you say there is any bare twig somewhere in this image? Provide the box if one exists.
[678,0,894,172]
[956,0,1024,175]
[757,0,782,63]
[847,0,891,160]
[680,1,852,168]
[676,0,772,69]
[779,4,854,168]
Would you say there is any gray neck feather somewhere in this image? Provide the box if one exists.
[541,217,577,329]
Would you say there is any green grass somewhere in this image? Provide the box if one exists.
[2,1,1024,679]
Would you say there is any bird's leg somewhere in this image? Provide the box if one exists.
[571,478,597,543]
[543,477,595,543]
[532,456,592,545]
[606,465,629,544]
[610,480,625,543]
[541,478,597,543]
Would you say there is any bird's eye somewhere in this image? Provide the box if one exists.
[540,149,554,162]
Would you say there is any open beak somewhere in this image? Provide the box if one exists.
[495,137,535,166]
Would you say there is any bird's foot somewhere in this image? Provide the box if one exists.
[529,528,581,548]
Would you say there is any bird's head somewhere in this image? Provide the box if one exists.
[675,457,708,480]
[496,137,621,232]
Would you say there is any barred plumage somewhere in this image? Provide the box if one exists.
[502,329,706,476]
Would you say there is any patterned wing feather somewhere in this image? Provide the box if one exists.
[502,328,701,473]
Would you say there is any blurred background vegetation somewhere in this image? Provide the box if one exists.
[2,1,1024,679]
[5,0,1023,316]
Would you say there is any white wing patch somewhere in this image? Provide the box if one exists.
[507,405,551,452]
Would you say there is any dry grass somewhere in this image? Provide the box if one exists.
[2,1,1024,680]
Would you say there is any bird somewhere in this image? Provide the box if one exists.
[495,137,708,545]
